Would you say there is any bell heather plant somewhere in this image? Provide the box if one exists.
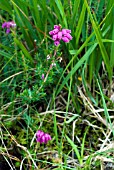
[1,0,114,170]
[2,21,16,34]
[49,25,73,46]
[36,130,51,144]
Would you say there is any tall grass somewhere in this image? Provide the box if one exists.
[0,0,114,169]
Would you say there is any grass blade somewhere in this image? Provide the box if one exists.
[84,0,112,81]
[55,0,67,27]
[66,135,82,165]
[56,44,97,96]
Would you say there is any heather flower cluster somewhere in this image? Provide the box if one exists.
[36,130,51,144]
[2,21,16,34]
[49,25,72,46]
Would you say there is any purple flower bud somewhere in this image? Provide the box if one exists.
[41,74,45,80]
[36,130,51,144]
[66,29,71,33]
[45,133,51,142]
[49,25,72,46]
[64,33,73,40]
[54,25,60,30]
[62,29,67,35]
[52,28,59,34]
[36,130,44,138]
[36,137,42,143]
[62,36,70,43]
[54,40,60,46]
[49,30,54,35]
[52,34,58,41]
[2,21,16,34]
[2,22,7,28]
[6,22,11,28]
[41,135,46,143]
[10,21,16,27]
[57,31,62,40]
[6,29,11,34]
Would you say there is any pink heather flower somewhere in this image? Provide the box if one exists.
[54,25,61,30]
[64,33,73,40]
[49,25,72,46]
[52,28,59,34]
[66,29,71,33]
[36,130,51,144]
[62,36,70,43]
[44,133,51,142]
[36,130,44,138]
[2,21,16,34]
[6,22,11,28]
[52,34,58,41]
[2,22,7,28]
[41,74,45,80]
[57,31,62,40]
[5,21,16,29]
[41,135,46,143]
[10,21,16,27]
[6,29,11,34]
[36,137,42,143]
[62,29,67,35]
[49,30,54,35]
[54,40,60,46]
